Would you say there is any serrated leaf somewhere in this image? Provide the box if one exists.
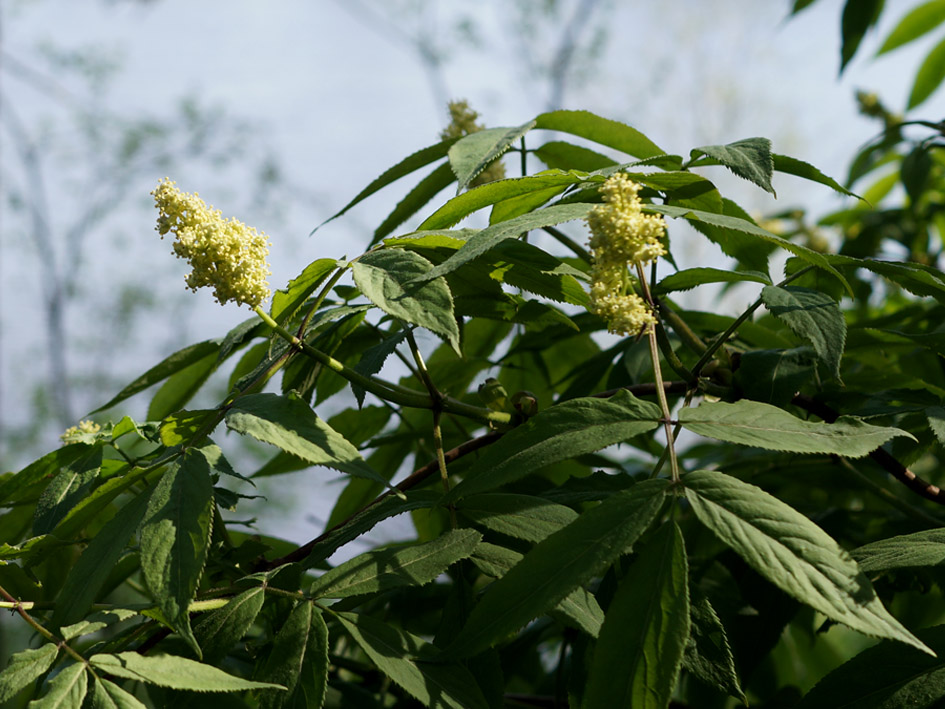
[483,239,589,305]
[910,34,945,107]
[534,141,618,172]
[651,204,851,292]
[449,121,535,191]
[417,203,594,284]
[195,586,266,664]
[336,612,489,709]
[879,0,945,55]
[679,400,914,456]
[29,662,86,708]
[89,652,284,692]
[373,162,457,244]
[761,285,846,379]
[655,267,771,294]
[533,110,664,159]
[852,529,945,572]
[54,491,151,628]
[351,330,407,409]
[309,528,480,599]
[419,172,589,230]
[92,340,220,413]
[147,348,219,421]
[584,522,689,709]
[442,390,662,503]
[683,591,744,701]
[773,153,860,199]
[257,601,312,709]
[60,609,137,642]
[928,405,945,445]
[226,393,386,486]
[33,444,103,535]
[270,259,339,326]
[0,644,59,703]
[457,494,578,543]
[841,0,883,71]
[690,138,775,195]
[797,624,945,708]
[0,445,89,505]
[684,469,932,654]
[299,607,329,709]
[351,248,460,353]
[442,479,670,659]
[139,451,214,657]
[733,347,817,406]
[91,677,147,709]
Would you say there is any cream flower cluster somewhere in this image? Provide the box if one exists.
[60,419,101,442]
[152,179,271,308]
[585,173,666,335]
[440,100,506,186]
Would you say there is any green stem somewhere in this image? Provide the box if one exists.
[298,264,347,335]
[0,583,86,664]
[543,225,593,263]
[657,298,708,356]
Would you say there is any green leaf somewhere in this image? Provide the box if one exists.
[419,172,589,230]
[351,331,407,409]
[852,529,945,572]
[761,285,847,379]
[351,248,460,353]
[195,586,266,664]
[533,141,618,172]
[840,0,883,71]
[442,390,662,503]
[226,393,386,486]
[584,522,689,709]
[690,138,775,195]
[53,490,151,628]
[91,677,147,709]
[257,601,312,709]
[928,405,945,445]
[373,161,458,243]
[33,444,103,536]
[442,479,670,659]
[336,612,490,709]
[773,154,860,199]
[417,203,594,284]
[139,450,214,657]
[0,445,89,506]
[29,662,86,708]
[92,340,220,413]
[878,0,945,55]
[298,607,329,709]
[655,267,771,294]
[910,33,945,108]
[651,204,851,292]
[60,609,137,642]
[88,652,284,692]
[470,542,604,638]
[684,469,932,654]
[270,259,339,326]
[679,400,913,456]
[449,121,536,191]
[312,138,457,233]
[0,644,59,703]
[533,110,664,159]
[309,528,480,599]
[480,239,589,305]
[683,591,744,702]
[147,348,219,421]
[457,494,578,543]
[733,347,817,406]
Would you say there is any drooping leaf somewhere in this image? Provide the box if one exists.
[0,644,59,703]
[33,444,103,536]
[773,153,861,199]
[336,612,490,709]
[797,624,945,708]
[88,652,284,692]
[298,607,329,709]
[257,601,312,709]
[449,121,536,191]
[678,400,913,457]
[0,444,89,506]
[373,162,458,243]
[53,490,151,627]
[840,0,883,71]
[195,586,266,664]
[583,521,689,709]
[441,390,662,503]
[351,248,460,353]
[533,110,664,159]
[655,268,771,294]
[909,34,945,108]
[457,494,578,543]
[60,609,137,642]
[683,591,744,702]
[689,138,775,195]
[684,469,932,654]
[92,340,220,413]
[139,450,215,657]
[761,285,847,379]
[879,0,945,54]
[442,479,670,659]
[270,258,339,326]
[226,393,387,486]
[852,529,945,572]
[308,528,481,599]
[29,661,86,709]
[91,676,148,709]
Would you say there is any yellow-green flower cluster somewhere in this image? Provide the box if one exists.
[60,419,101,442]
[585,173,666,335]
[152,179,271,308]
[440,99,506,186]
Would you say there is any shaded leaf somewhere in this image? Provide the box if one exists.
[89,652,284,692]
[257,601,312,709]
[761,285,846,379]
[773,154,860,199]
[533,110,664,159]
[733,347,817,406]
[91,677,147,709]
[853,529,945,572]
[33,444,102,536]
[683,591,744,701]
[449,121,535,191]
[655,268,771,294]
[270,259,339,326]
[0,644,59,703]
[195,586,266,664]
[457,494,578,543]
[841,0,883,71]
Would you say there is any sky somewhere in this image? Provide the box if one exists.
[2,0,941,546]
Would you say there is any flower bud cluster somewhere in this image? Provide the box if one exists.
[60,419,101,442]
[152,179,271,308]
[585,173,666,335]
[440,100,506,186]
